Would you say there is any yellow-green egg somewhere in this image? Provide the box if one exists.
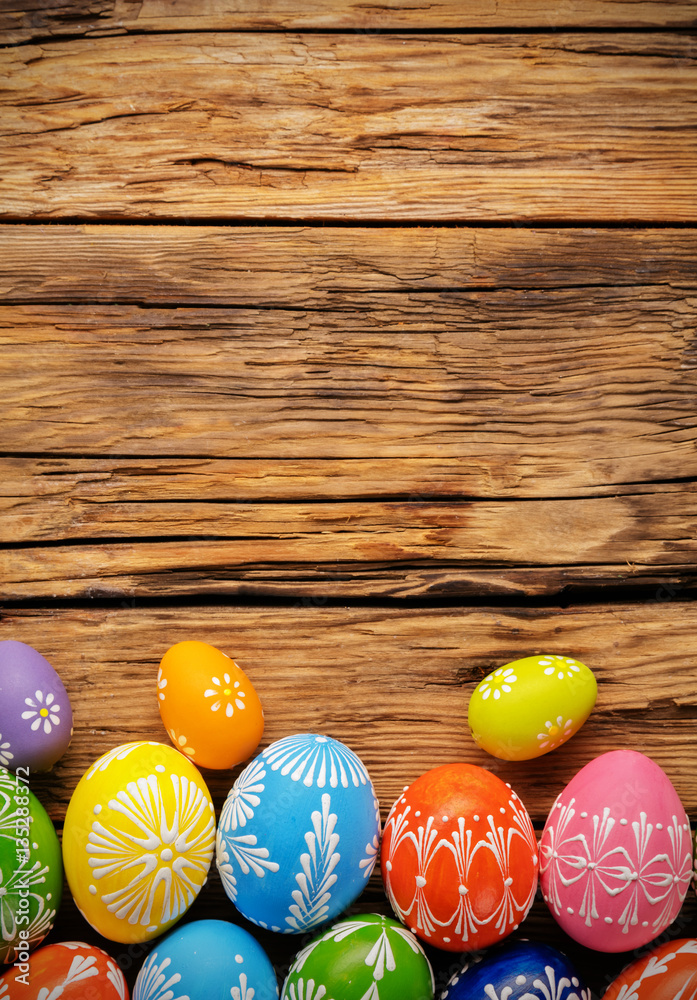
[468,654,597,761]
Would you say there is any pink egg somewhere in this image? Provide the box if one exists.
[540,749,692,952]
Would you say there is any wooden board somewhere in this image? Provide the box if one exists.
[3,0,697,41]
[1,33,696,221]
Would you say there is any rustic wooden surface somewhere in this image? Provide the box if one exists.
[1,2,696,996]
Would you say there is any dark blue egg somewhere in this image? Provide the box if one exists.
[440,940,590,999]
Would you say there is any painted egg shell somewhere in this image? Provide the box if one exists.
[381,763,538,952]
[0,941,129,998]
[62,741,215,944]
[216,733,381,934]
[603,937,697,999]
[540,749,692,952]
[133,919,278,999]
[0,767,62,964]
[440,939,590,999]
[0,640,73,772]
[158,640,264,770]
[281,913,434,1000]
[468,654,597,761]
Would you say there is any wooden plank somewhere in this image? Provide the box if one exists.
[2,295,695,476]
[1,456,692,505]
[3,601,696,992]
[2,489,696,599]
[3,0,696,42]
[1,34,696,222]
[2,225,697,306]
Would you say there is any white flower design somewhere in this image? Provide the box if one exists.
[262,734,369,789]
[478,667,518,701]
[0,737,13,768]
[516,965,591,1000]
[157,667,167,702]
[21,690,61,734]
[359,833,379,878]
[107,959,128,1000]
[38,954,99,1000]
[221,759,266,833]
[87,772,215,929]
[204,672,246,717]
[231,974,256,1000]
[287,793,340,931]
[285,980,326,1000]
[216,831,239,902]
[85,742,157,781]
[134,952,190,1000]
[539,656,582,680]
[0,858,58,962]
[537,717,574,751]
[169,728,196,757]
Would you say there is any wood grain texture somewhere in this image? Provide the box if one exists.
[2,489,696,599]
[3,293,695,467]
[2,225,697,306]
[3,0,697,42]
[1,33,696,221]
[3,603,697,993]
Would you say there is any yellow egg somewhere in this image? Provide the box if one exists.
[468,653,597,761]
[62,741,215,944]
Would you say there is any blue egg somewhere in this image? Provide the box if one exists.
[216,733,381,934]
[133,919,278,999]
[440,940,590,999]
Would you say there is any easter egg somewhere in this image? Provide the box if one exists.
[0,767,62,964]
[0,640,73,772]
[281,913,434,1000]
[440,940,590,999]
[216,733,380,934]
[133,919,278,1000]
[0,941,128,998]
[62,741,216,944]
[468,654,597,761]
[603,937,697,999]
[540,749,692,952]
[158,640,264,770]
[381,763,538,952]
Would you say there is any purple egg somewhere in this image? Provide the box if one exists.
[0,640,73,771]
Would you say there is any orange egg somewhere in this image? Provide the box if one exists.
[157,641,264,769]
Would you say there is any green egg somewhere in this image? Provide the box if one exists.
[282,912,434,1000]
[0,767,62,964]
[467,653,597,762]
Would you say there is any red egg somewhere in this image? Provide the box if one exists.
[0,941,128,999]
[381,762,539,952]
[603,937,697,999]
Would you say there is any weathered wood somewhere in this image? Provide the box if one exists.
[1,33,696,221]
[3,294,695,474]
[2,225,697,307]
[3,0,696,43]
[2,489,696,599]
[2,602,696,992]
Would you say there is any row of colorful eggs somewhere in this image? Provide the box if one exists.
[1,734,694,963]
[3,918,697,998]
[1,639,695,995]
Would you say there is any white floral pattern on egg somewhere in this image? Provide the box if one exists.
[468,653,597,761]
